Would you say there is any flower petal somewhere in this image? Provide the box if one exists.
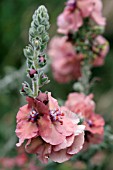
[16,121,38,147]
[50,149,71,163]
[16,105,30,123]
[67,132,84,154]
[53,134,75,152]
[25,138,43,154]
[38,116,65,145]
[37,143,52,164]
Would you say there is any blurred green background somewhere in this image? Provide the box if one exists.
[0,0,113,169]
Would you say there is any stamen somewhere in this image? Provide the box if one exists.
[86,120,93,127]
[28,109,39,123]
[49,109,64,125]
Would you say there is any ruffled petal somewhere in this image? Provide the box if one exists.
[37,143,52,164]
[25,138,43,154]
[48,92,59,110]
[16,105,30,123]
[50,149,71,163]
[53,134,75,152]
[38,116,65,145]
[67,132,84,154]
[55,108,79,137]
[74,125,85,136]
[16,121,38,147]
[91,11,106,26]
[78,0,94,17]
[55,116,74,136]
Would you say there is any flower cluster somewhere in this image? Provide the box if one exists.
[57,0,106,34]
[65,93,105,145]
[48,0,109,83]
[16,92,85,163]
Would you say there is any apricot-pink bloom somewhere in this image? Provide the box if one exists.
[48,36,82,83]
[57,8,83,34]
[16,92,85,163]
[57,0,106,34]
[65,92,105,144]
[65,93,95,118]
[93,36,109,66]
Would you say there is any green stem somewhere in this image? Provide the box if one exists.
[80,63,91,95]
[32,80,37,97]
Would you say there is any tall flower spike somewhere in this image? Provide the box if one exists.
[16,5,85,164]
[22,6,50,98]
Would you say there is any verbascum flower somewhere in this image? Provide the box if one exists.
[93,35,109,66]
[16,92,85,163]
[65,93,105,145]
[48,36,83,83]
[57,0,106,34]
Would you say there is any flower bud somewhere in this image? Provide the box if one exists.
[38,55,46,67]
[29,69,37,78]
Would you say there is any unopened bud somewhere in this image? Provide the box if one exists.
[29,69,37,78]
[38,55,46,67]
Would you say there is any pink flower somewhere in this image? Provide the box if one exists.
[57,7,83,34]
[57,0,106,34]
[90,0,106,26]
[65,92,105,144]
[48,36,82,83]
[16,92,85,163]
[93,36,109,66]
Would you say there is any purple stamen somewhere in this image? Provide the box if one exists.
[49,109,64,124]
[28,109,39,123]
[86,120,93,127]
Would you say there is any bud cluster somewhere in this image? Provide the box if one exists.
[21,5,50,97]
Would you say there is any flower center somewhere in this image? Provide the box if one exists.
[49,109,64,125]
[86,120,93,127]
[28,109,39,123]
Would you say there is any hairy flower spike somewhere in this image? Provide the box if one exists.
[29,5,50,52]
[21,6,50,98]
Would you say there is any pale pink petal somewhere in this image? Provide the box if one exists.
[74,125,85,136]
[53,139,67,152]
[57,9,83,34]
[16,105,30,123]
[67,132,84,154]
[55,116,74,136]
[66,134,75,147]
[36,143,52,164]
[91,0,106,26]
[16,121,38,147]
[53,134,75,152]
[78,0,94,17]
[38,116,65,145]
[91,11,106,26]
[72,10,83,30]
[50,149,72,163]
[48,92,59,110]
[61,106,80,124]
